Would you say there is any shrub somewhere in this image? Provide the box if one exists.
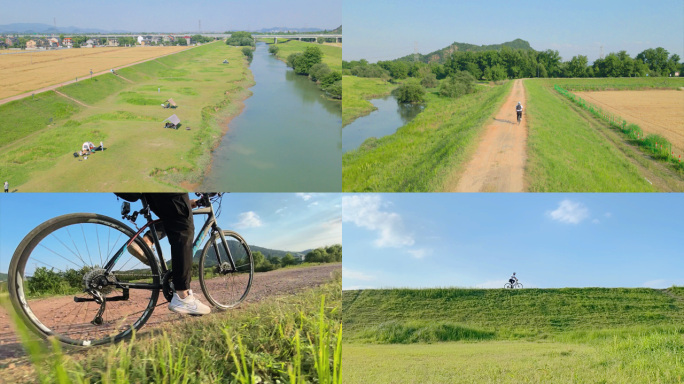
[226,31,255,47]
[320,71,342,88]
[440,71,477,98]
[394,83,425,103]
[324,81,342,100]
[351,64,389,79]
[420,72,439,88]
[309,63,332,82]
[241,46,253,59]
[268,45,279,55]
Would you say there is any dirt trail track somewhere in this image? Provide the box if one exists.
[0,264,340,368]
[53,90,93,108]
[454,79,528,192]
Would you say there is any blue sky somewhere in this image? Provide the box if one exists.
[343,0,684,62]
[342,193,684,290]
[0,0,341,32]
[0,193,341,274]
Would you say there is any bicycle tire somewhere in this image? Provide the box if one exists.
[8,213,160,347]
[504,283,513,289]
[198,230,254,309]
[515,283,523,289]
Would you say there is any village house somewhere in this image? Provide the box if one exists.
[47,37,60,47]
[62,37,72,47]
[5,36,17,47]
[107,38,119,46]
[84,39,96,48]
[26,39,38,49]
[184,36,192,45]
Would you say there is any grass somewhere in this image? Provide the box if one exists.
[1,269,342,383]
[551,77,684,91]
[343,287,684,383]
[270,40,342,72]
[58,74,129,104]
[341,76,396,125]
[524,79,658,191]
[0,91,82,147]
[342,81,511,192]
[0,42,255,191]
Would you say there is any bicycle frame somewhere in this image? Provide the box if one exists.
[102,195,237,292]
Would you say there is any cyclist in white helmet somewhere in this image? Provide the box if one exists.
[516,102,523,124]
[509,272,518,286]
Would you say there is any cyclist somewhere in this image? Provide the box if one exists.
[122,193,210,316]
[509,272,518,287]
[515,102,523,124]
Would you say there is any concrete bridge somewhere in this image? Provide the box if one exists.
[10,33,342,43]
[256,34,342,43]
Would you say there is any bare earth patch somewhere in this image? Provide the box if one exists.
[454,79,528,192]
[574,90,684,153]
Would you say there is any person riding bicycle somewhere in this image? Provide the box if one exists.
[120,193,210,316]
[516,102,523,123]
[509,272,518,286]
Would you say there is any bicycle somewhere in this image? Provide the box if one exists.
[516,110,522,125]
[8,193,254,347]
[504,281,523,289]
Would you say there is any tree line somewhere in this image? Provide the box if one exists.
[343,46,682,81]
[281,45,342,99]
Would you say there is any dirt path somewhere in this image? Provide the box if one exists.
[454,79,528,192]
[53,90,93,108]
[0,264,339,369]
[0,44,202,106]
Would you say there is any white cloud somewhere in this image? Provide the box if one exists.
[548,200,590,224]
[234,211,262,229]
[275,207,287,214]
[604,212,612,218]
[342,195,414,248]
[343,267,376,281]
[642,279,684,289]
[343,285,376,291]
[592,219,600,224]
[308,201,319,207]
[296,193,313,201]
[407,248,430,259]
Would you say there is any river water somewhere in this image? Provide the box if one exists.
[342,95,423,153]
[202,43,341,191]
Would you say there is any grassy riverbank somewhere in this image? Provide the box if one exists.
[269,40,342,72]
[342,76,396,126]
[0,42,254,192]
[343,81,511,192]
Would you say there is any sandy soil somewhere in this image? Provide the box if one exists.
[0,45,192,101]
[574,90,684,153]
[453,79,528,192]
[0,264,339,369]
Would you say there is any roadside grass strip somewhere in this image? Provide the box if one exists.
[525,80,656,191]
[342,76,396,126]
[0,272,342,384]
[343,82,510,192]
[555,84,684,172]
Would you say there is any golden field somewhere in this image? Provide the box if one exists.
[0,46,190,99]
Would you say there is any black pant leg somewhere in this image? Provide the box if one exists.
[146,193,194,291]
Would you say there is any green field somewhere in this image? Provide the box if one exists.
[270,40,342,72]
[1,269,341,383]
[342,81,511,192]
[342,76,396,126]
[0,42,254,192]
[525,78,684,192]
[343,287,684,383]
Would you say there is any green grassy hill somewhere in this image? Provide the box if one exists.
[343,287,684,342]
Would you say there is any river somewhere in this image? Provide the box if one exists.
[342,95,423,153]
[202,42,341,191]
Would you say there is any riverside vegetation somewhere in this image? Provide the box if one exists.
[0,41,254,191]
[343,287,684,383]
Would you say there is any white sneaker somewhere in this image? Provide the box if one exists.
[168,290,211,315]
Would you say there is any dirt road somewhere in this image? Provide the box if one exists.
[454,79,528,192]
[0,264,339,367]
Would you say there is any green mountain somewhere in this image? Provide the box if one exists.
[192,241,302,265]
[397,38,534,63]
[0,272,7,282]
[343,287,684,342]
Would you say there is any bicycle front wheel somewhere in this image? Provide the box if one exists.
[515,283,523,289]
[8,213,160,346]
[198,230,254,309]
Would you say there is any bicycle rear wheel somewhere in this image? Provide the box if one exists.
[504,283,513,289]
[198,230,254,309]
[8,213,160,346]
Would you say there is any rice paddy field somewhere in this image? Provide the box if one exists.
[0,46,191,99]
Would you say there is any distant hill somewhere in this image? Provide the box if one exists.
[256,27,333,33]
[192,241,303,265]
[0,23,128,34]
[0,272,7,282]
[397,38,534,63]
